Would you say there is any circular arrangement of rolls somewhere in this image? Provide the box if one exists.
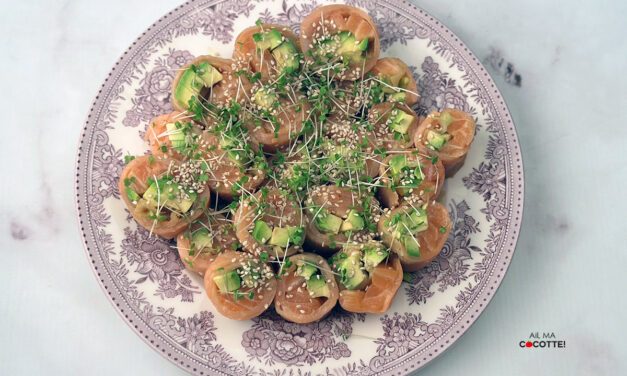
[118,4,476,323]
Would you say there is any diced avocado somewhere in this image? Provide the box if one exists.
[357,38,369,51]
[335,251,368,290]
[253,29,283,50]
[439,111,454,129]
[271,41,300,73]
[269,227,291,247]
[196,62,223,87]
[426,130,451,151]
[314,212,343,234]
[390,110,414,134]
[173,69,203,109]
[126,187,140,202]
[405,209,428,233]
[287,226,305,246]
[388,92,406,102]
[252,220,273,244]
[306,275,331,298]
[165,122,186,150]
[253,89,277,110]
[143,179,197,213]
[340,209,365,232]
[336,31,365,63]
[363,245,389,272]
[389,155,408,175]
[296,262,317,280]
[213,270,241,292]
[402,235,421,257]
[220,137,249,166]
[191,228,213,251]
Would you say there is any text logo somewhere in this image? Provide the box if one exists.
[519,332,566,349]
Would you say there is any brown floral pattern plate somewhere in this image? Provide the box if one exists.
[75,0,523,374]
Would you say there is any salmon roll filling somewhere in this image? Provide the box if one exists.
[275,253,339,323]
[414,109,476,175]
[234,23,301,81]
[204,251,276,320]
[304,185,380,253]
[145,112,202,161]
[378,202,451,271]
[330,241,402,313]
[119,155,211,239]
[268,141,316,197]
[197,123,267,200]
[368,102,420,151]
[300,5,380,80]
[171,55,252,112]
[234,188,305,259]
[369,57,420,106]
[377,149,445,209]
[176,212,239,276]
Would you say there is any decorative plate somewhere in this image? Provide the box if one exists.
[75,0,523,374]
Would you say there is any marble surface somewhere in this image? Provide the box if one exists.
[1,0,626,374]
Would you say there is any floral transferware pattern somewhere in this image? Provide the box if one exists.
[76,0,523,375]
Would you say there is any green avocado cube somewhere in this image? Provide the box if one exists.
[269,227,291,247]
[390,109,414,134]
[426,130,451,151]
[165,122,186,150]
[213,270,241,293]
[340,210,365,232]
[306,275,331,298]
[253,89,277,110]
[388,92,406,102]
[335,251,368,290]
[363,245,389,272]
[253,29,283,50]
[191,228,213,252]
[439,111,454,129]
[402,235,421,257]
[252,220,273,244]
[405,209,428,233]
[272,41,300,73]
[389,154,408,175]
[314,212,343,234]
[173,68,203,110]
[357,38,369,51]
[296,262,318,280]
[287,226,305,246]
[143,179,196,213]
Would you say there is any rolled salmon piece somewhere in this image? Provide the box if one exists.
[377,148,445,209]
[369,57,420,106]
[329,241,402,313]
[378,202,451,271]
[233,23,302,81]
[244,85,311,153]
[176,212,239,276]
[204,251,276,321]
[171,55,252,112]
[304,185,381,253]
[196,123,267,201]
[414,109,476,176]
[368,102,420,151]
[300,4,380,80]
[274,253,339,323]
[118,155,211,239]
[144,111,203,161]
[234,188,305,259]
[320,115,380,180]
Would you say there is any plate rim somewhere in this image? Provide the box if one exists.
[74,0,524,374]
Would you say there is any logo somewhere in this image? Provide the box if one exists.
[519,332,566,349]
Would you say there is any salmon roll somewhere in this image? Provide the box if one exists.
[300,4,380,80]
[275,253,339,323]
[171,55,252,112]
[234,188,305,259]
[377,149,445,209]
[244,85,311,152]
[234,23,301,80]
[204,251,276,320]
[119,155,211,239]
[144,111,201,161]
[176,212,239,276]
[414,109,476,175]
[368,102,420,151]
[378,202,451,271]
[197,125,267,200]
[329,241,402,313]
[304,185,380,253]
[369,57,419,106]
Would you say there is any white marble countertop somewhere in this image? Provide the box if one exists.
[2,0,626,375]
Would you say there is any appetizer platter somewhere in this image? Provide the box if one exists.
[76,1,523,375]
